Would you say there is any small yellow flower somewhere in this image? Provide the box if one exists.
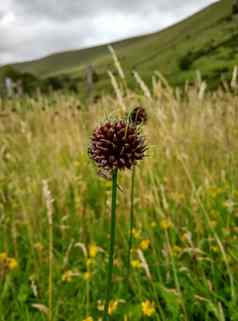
[62,270,74,282]
[83,271,92,281]
[223,200,235,212]
[208,186,223,199]
[160,218,173,230]
[140,239,150,251]
[131,260,141,269]
[181,232,191,242]
[0,252,7,262]
[82,316,94,321]
[89,244,98,258]
[109,300,119,315]
[97,300,104,312]
[86,258,95,267]
[211,246,219,253]
[97,300,121,315]
[171,192,184,203]
[150,221,157,228]
[113,258,121,268]
[208,220,217,228]
[142,300,156,317]
[74,160,80,168]
[172,246,182,256]
[34,242,44,252]
[132,228,141,240]
[7,258,18,270]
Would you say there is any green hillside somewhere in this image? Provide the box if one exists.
[2,0,238,91]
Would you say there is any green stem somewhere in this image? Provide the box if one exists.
[103,169,118,321]
[48,218,53,321]
[127,166,135,276]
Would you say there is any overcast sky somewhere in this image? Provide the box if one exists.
[0,0,217,65]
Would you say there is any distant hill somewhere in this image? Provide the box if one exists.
[1,0,238,93]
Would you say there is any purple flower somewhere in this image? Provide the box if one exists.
[129,107,148,126]
[88,120,146,170]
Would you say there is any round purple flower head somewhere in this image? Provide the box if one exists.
[88,120,146,170]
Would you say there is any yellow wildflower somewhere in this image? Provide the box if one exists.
[142,300,156,317]
[83,271,92,281]
[109,300,119,315]
[131,260,141,269]
[113,258,121,268]
[7,258,18,270]
[181,232,191,242]
[97,300,121,315]
[86,258,95,267]
[223,200,235,212]
[208,186,223,199]
[74,160,80,168]
[140,239,150,251]
[132,228,141,240]
[89,244,98,258]
[62,270,74,282]
[208,220,217,228]
[160,218,173,230]
[34,242,44,252]
[0,252,7,262]
[211,246,219,253]
[171,192,184,203]
[150,221,157,228]
[172,246,182,256]
[97,300,104,312]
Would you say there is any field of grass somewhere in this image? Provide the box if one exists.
[0,67,238,321]
[1,0,236,93]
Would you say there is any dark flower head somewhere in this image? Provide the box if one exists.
[88,120,146,170]
[129,106,147,126]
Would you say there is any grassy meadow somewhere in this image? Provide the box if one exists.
[0,71,238,321]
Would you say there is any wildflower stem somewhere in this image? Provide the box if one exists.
[48,212,53,321]
[103,168,118,321]
[127,165,135,276]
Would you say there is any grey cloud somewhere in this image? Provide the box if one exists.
[0,17,99,63]
[0,0,217,65]
[13,0,214,21]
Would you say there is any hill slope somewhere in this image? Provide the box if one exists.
[2,0,238,90]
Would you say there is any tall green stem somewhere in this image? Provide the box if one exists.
[48,218,53,321]
[103,169,118,321]
[127,166,135,276]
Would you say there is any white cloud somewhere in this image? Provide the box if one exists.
[0,0,218,65]
[0,12,15,26]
